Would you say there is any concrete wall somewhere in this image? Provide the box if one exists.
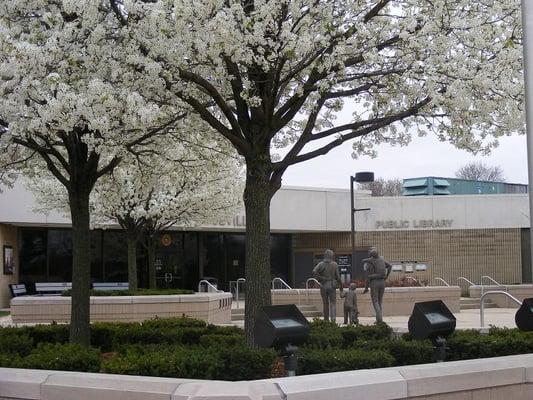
[293,229,523,291]
[271,286,461,317]
[10,293,232,324]
[1,183,530,232]
[2,354,533,399]
[0,224,18,308]
[469,285,533,308]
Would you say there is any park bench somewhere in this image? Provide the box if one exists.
[92,282,129,291]
[35,282,72,296]
[8,283,28,297]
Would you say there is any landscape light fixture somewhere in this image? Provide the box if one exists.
[515,298,533,331]
[408,300,456,362]
[253,304,310,376]
[350,171,374,280]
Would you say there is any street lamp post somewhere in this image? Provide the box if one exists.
[350,172,374,280]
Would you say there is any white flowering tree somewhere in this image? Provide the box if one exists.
[119,0,523,344]
[0,1,182,345]
[91,136,243,290]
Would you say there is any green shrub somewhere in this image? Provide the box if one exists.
[0,353,23,368]
[102,344,275,380]
[20,343,100,372]
[447,330,533,361]
[210,347,276,381]
[341,323,393,346]
[141,316,207,329]
[199,334,244,348]
[22,324,70,345]
[305,330,344,349]
[102,345,222,379]
[0,331,34,356]
[298,348,394,375]
[352,339,433,366]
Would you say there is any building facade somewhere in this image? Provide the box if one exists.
[0,183,530,307]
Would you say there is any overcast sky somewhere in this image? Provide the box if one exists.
[280,133,528,189]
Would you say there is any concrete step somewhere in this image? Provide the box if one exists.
[460,297,497,310]
[231,305,321,321]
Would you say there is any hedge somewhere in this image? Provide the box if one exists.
[2,319,533,380]
[0,343,100,372]
[298,348,395,375]
[102,345,276,381]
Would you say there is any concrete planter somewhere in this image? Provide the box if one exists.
[272,286,461,317]
[2,354,533,399]
[469,284,533,308]
[10,293,233,324]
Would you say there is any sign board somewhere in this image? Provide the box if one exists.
[336,255,351,274]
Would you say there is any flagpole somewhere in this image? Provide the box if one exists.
[521,0,533,282]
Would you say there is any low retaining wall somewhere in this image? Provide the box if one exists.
[469,284,533,308]
[2,354,533,399]
[10,293,232,324]
[272,286,461,317]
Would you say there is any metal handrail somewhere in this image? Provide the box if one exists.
[235,278,246,309]
[434,277,450,287]
[305,278,321,302]
[458,277,476,286]
[480,290,522,327]
[480,275,504,297]
[272,277,292,290]
[481,275,502,286]
[272,277,300,305]
[198,279,222,293]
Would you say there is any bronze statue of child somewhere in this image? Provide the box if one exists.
[340,282,359,325]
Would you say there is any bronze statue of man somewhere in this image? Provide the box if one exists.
[313,249,343,322]
[363,247,392,324]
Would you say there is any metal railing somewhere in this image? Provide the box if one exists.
[434,277,450,287]
[272,277,292,290]
[305,278,321,302]
[272,277,300,305]
[198,279,221,293]
[480,275,504,296]
[480,290,522,327]
[458,277,476,286]
[433,276,450,287]
[235,278,246,309]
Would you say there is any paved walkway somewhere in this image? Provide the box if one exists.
[229,308,520,332]
[0,308,520,332]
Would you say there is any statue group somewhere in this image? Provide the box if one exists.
[313,248,392,324]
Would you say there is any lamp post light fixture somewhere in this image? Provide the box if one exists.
[350,172,374,280]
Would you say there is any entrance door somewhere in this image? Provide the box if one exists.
[155,233,184,289]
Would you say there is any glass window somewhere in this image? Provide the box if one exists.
[19,229,47,284]
[270,234,291,284]
[47,229,72,282]
[103,230,127,282]
[91,230,103,282]
[183,233,199,290]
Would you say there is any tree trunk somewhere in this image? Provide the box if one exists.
[147,237,156,289]
[68,191,92,346]
[126,232,138,291]
[243,167,273,346]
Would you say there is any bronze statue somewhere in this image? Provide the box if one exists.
[363,247,392,324]
[313,249,343,322]
[340,282,359,325]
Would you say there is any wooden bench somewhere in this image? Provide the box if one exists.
[35,282,72,296]
[92,282,129,291]
[9,283,28,297]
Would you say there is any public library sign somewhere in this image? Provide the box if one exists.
[376,219,453,229]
